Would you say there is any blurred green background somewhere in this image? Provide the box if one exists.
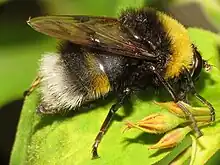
[0,0,219,165]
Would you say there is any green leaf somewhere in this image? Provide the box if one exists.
[10,91,170,165]
[10,29,220,165]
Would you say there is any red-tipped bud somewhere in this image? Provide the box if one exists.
[149,126,192,149]
[125,112,185,134]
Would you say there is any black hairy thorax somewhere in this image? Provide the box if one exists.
[58,9,175,94]
[119,8,172,67]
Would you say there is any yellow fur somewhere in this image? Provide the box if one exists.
[92,74,110,97]
[85,53,110,97]
[158,12,194,79]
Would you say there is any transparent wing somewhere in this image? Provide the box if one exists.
[27,15,156,59]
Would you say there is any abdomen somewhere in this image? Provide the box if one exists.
[38,42,125,114]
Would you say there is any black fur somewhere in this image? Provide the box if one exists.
[119,8,172,64]
[58,8,175,95]
[59,42,91,94]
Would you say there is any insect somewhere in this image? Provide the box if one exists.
[26,8,215,159]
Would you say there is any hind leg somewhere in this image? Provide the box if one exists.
[24,76,41,97]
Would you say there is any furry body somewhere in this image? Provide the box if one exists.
[37,8,199,114]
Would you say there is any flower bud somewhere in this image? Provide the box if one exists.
[177,101,210,116]
[149,126,192,149]
[155,101,211,118]
[154,101,185,117]
[125,112,185,134]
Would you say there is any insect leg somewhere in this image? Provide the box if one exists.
[177,102,202,137]
[23,76,41,97]
[194,94,215,122]
[146,63,202,137]
[184,69,215,122]
[92,88,131,159]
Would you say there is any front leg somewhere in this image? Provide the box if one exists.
[92,88,131,159]
[183,68,215,122]
[145,62,202,137]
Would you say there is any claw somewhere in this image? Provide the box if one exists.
[91,147,100,159]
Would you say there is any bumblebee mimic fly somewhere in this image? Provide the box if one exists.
[26,8,215,159]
